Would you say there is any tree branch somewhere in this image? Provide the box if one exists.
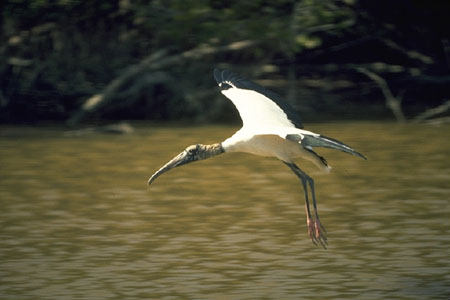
[67,40,256,125]
[356,67,406,122]
[413,99,450,122]
[380,38,434,65]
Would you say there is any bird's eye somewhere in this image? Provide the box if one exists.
[188,148,197,155]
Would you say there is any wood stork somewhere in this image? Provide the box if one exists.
[148,69,366,248]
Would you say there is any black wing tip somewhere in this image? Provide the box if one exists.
[357,152,368,160]
[213,68,230,89]
[213,68,222,83]
[213,68,238,86]
[306,134,367,160]
[213,68,226,85]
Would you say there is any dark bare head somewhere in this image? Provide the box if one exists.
[148,143,224,185]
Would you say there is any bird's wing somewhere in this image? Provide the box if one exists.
[250,126,366,160]
[213,69,303,129]
[285,131,367,160]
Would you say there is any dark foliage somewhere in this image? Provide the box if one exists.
[1,0,449,124]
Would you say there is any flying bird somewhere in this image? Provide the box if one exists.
[148,69,366,248]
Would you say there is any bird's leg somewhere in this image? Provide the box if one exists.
[306,177,327,239]
[301,179,321,247]
[296,171,316,245]
[284,162,327,248]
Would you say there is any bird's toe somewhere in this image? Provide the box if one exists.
[307,218,327,249]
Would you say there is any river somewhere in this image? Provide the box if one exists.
[0,121,449,299]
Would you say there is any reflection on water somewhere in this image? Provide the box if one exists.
[0,122,449,299]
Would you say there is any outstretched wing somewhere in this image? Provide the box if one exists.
[213,69,303,129]
[286,132,367,160]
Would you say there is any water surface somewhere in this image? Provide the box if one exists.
[0,122,449,299]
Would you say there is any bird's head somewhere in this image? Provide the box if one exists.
[148,143,224,186]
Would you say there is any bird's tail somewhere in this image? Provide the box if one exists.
[301,134,367,160]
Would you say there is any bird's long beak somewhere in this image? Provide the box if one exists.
[148,150,194,186]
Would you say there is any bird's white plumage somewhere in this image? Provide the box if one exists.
[221,127,328,171]
[221,87,296,129]
[218,76,326,168]
[215,69,364,170]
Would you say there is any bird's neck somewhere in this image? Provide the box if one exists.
[199,143,225,160]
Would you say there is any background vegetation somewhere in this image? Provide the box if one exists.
[1,0,449,124]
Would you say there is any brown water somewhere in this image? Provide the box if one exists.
[0,122,449,299]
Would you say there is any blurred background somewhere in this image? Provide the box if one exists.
[1,0,449,125]
[1,1,449,299]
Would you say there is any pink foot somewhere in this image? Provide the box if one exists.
[307,217,327,249]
